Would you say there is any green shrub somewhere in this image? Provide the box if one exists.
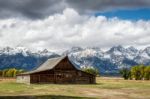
[82,67,99,76]
[119,68,131,80]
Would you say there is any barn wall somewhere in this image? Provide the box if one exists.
[30,74,55,84]
[16,75,30,84]
[54,69,95,84]
[75,71,96,84]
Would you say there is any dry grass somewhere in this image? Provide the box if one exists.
[0,77,150,99]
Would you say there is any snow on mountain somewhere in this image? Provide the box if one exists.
[107,45,125,55]
[0,47,30,56]
[106,46,125,64]
[63,47,83,55]
[135,47,150,64]
[0,47,57,57]
[0,47,60,70]
[71,48,103,58]
[125,46,138,60]
[0,46,150,74]
[67,46,150,73]
[0,47,17,55]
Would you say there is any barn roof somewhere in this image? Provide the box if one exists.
[20,56,80,75]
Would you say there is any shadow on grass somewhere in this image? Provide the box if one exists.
[0,95,97,99]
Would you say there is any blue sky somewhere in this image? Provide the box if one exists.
[0,0,150,51]
[95,8,150,20]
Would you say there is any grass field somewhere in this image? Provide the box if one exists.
[0,77,150,99]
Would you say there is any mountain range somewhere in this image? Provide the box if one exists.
[0,47,59,70]
[0,46,150,74]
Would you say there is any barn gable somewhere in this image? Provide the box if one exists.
[54,56,77,70]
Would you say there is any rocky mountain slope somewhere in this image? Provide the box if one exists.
[0,47,59,70]
[0,46,150,74]
[67,46,150,73]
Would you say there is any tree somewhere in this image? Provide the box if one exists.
[0,70,2,77]
[1,68,25,77]
[82,67,99,76]
[131,65,145,80]
[144,66,150,80]
[139,65,145,80]
[12,69,17,77]
[5,69,12,77]
[16,69,25,75]
[131,66,140,80]
[120,65,150,80]
[120,68,131,80]
[2,69,8,77]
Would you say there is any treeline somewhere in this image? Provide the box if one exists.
[120,65,150,80]
[0,68,25,77]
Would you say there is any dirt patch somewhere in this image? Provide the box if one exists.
[0,78,16,83]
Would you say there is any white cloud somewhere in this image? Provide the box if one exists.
[0,8,150,53]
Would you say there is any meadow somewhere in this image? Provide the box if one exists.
[0,77,150,99]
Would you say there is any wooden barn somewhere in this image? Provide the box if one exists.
[16,56,96,84]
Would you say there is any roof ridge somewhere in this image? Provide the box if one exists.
[47,55,67,60]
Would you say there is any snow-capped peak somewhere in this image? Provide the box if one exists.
[107,45,125,56]
[0,47,17,55]
[108,45,123,52]
[136,47,150,63]
[127,46,138,53]
[71,47,83,51]
[38,49,55,56]
[143,47,150,55]
[0,46,57,57]
[63,46,83,55]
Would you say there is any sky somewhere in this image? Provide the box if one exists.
[0,0,150,53]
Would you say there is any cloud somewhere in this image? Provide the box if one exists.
[0,0,150,19]
[66,0,150,13]
[0,8,150,53]
[0,0,66,19]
